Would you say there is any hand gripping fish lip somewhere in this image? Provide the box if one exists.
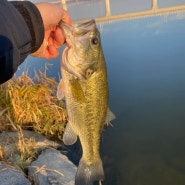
[59,19,97,46]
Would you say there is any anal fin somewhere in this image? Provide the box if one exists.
[105,108,116,124]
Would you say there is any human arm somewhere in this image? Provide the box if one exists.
[0,0,71,84]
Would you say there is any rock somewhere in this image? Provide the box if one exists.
[0,161,31,185]
[0,131,76,185]
[28,148,76,185]
[0,130,62,154]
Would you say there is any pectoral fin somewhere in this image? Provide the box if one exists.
[105,108,116,124]
[69,79,85,103]
[63,123,77,145]
[57,79,65,100]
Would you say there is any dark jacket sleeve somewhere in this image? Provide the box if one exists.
[0,0,44,84]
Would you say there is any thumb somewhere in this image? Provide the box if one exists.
[35,3,71,29]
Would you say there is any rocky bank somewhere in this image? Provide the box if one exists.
[0,130,76,185]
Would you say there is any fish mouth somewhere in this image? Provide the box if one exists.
[59,19,96,49]
[74,19,95,30]
[59,19,96,38]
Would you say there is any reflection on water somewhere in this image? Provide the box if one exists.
[17,1,185,185]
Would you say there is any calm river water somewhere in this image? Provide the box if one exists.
[17,1,185,185]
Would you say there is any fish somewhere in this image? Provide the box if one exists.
[57,19,115,185]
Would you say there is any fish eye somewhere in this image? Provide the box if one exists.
[91,37,99,45]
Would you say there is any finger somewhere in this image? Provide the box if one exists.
[36,3,72,30]
[42,40,59,59]
[61,9,72,25]
[47,45,59,59]
[53,26,65,48]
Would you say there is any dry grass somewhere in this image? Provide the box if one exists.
[0,71,68,174]
[0,145,5,160]
[0,128,38,172]
[0,71,67,140]
[15,127,38,171]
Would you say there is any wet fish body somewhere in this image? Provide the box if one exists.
[57,19,115,185]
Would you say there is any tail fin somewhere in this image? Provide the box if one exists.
[75,158,105,185]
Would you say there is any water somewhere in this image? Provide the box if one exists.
[100,15,185,185]
[17,1,185,184]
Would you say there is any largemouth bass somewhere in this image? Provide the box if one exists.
[57,19,115,185]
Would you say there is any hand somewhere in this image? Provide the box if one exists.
[31,3,71,59]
